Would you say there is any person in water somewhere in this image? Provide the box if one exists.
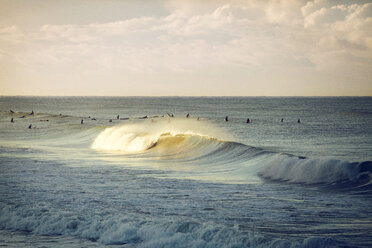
[225,116,229,122]
[81,119,84,124]
[186,113,190,118]
[246,118,250,123]
[11,118,14,123]
[281,118,284,122]
[298,119,301,123]
[117,115,119,119]
[28,124,32,129]
[30,110,34,115]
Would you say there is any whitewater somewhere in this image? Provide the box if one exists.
[0,97,371,247]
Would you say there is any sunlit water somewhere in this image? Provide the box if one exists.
[0,97,371,247]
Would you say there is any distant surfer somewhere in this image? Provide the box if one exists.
[298,119,301,123]
[225,116,229,122]
[281,118,284,122]
[28,124,32,129]
[197,117,200,121]
[11,118,14,123]
[246,118,250,123]
[30,110,34,115]
[92,118,96,121]
[81,119,84,124]
[117,115,119,119]
[186,113,190,118]
[10,110,14,114]
[109,119,112,122]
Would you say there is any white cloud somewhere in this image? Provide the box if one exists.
[0,0,371,95]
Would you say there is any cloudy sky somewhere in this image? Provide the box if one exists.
[0,0,371,96]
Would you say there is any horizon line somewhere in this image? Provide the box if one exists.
[0,95,371,98]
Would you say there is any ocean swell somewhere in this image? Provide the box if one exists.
[258,154,372,191]
[91,120,372,191]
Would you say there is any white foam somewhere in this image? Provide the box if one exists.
[91,118,227,153]
[259,154,360,185]
[0,203,341,247]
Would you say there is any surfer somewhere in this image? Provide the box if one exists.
[109,119,112,122]
[10,110,14,114]
[186,113,190,118]
[117,115,119,119]
[81,119,84,124]
[225,116,229,122]
[30,110,34,115]
[246,118,250,123]
[281,118,284,122]
[28,124,32,129]
[11,118,14,123]
[298,119,301,123]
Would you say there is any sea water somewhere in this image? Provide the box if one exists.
[0,97,371,247]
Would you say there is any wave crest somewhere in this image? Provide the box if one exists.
[91,118,227,153]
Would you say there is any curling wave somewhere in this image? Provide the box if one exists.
[91,119,372,192]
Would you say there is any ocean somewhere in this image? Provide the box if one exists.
[0,96,371,247]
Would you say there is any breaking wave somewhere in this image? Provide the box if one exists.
[91,120,372,192]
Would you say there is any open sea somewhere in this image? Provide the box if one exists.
[0,96,371,248]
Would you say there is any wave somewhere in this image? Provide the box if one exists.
[0,203,344,248]
[91,120,372,192]
[91,118,230,154]
[258,155,372,192]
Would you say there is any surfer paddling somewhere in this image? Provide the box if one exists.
[11,118,14,123]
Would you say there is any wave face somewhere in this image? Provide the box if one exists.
[91,118,229,154]
[91,120,372,192]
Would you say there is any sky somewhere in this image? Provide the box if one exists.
[0,0,371,96]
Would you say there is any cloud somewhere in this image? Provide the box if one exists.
[0,0,371,95]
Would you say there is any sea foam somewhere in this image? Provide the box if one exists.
[91,118,227,153]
